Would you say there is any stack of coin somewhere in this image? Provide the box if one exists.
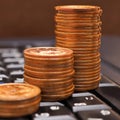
[0,83,41,118]
[55,5,102,91]
[24,47,74,101]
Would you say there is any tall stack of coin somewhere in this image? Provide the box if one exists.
[0,83,41,118]
[24,47,74,101]
[55,5,102,91]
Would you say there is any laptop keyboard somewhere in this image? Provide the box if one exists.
[0,45,120,120]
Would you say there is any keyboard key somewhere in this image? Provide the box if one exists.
[32,105,77,120]
[10,70,24,82]
[1,52,22,58]
[0,67,6,74]
[3,58,24,65]
[95,86,120,114]
[0,117,30,120]
[6,64,24,72]
[76,109,120,120]
[0,74,10,83]
[0,48,19,53]
[65,92,110,112]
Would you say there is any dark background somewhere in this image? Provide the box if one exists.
[0,0,119,38]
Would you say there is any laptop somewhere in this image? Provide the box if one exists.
[0,36,119,120]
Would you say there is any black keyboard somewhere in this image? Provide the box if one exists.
[0,39,120,120]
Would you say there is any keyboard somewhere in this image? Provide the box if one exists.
[0,38,120,120]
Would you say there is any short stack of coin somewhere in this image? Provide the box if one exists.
[0,83,41,118]
[55,5,102,91]
[24,47,74,101]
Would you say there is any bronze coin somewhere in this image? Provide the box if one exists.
[55,15,100,20]
[55,5,101,12]
[41,85,74,101]
[56,33,101,39]
[74,72,100,78]
[0,83,41,101]
[56,41,100,48]
[24,57,74,66]
[56,36,101,42]
[24,64,74,72]
[25,79,73,89]
[74,76,101,84]
[75,83,99,92]
[56,13,101,18]
[56,27,101,33]
[56,44,100,51]
[74,58,101,63]
[74,64,100,69]
[55,18,101,24]
[24,67,74,76]
[41,83,74,93]
[24,69,75,79]
[74,75,101,81]
[24,47,73,59]
[24,73,73,83]
[0,83,41,117]
[56,21,102,27]
[24,61,74,69]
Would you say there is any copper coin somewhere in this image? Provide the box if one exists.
[56,13,101,18]
[0,83,41,117]
[25,79,73,88]
[75,83,99,92]
[56,36,101,42]
[56,41,100,48]
[24,57,74,65]
[74,75,101,81]
[56,27,101,33]
[74,64,100,69]
[24,73,73,82]
[24,64,74,72]
[74,76,101,84]
[55,5,101,11]
[56,33,101,39]
[25,61,74,69]
[75,58,101,63]
[55,19,101,24]
[55,15,101,21]
[74,72,100,78]
[73,52,100,57]
[41,83,74,93]
[0,83,41,101]
[56,44,100,51]
[24,47,73,59]
[41,85,74,101]
[24,69,75,79]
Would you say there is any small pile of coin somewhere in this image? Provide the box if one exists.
[0,83,41,118]
[24,47,74,101]
[55,5,102,91]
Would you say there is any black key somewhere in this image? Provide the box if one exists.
[1,52,22,58]
[40,102,64,107]
[76,109,120,120]
[10,70,24,82]
[99,74,116,87]
[3,58,24,65]
[95,86,120,114]
[0,67,6,74]
[0,48,19,53]
[32,105,77,120]
[0,74,10,83]
[0,117,30,120]
[6,64,24,72]
[65,92,110,112]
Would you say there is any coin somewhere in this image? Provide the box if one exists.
[0,83,41,117]
[24,47,73,58]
